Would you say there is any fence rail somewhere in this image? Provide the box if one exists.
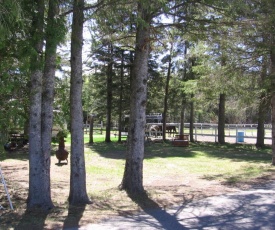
[184,123,272,144]
[84,122,272,144]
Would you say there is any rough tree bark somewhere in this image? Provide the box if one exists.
[41,0,61,207]
[69,0,90,204]
[256,56,269,148]
[120,2,152,195]
[28,0,54,210]
[270,39,275,165]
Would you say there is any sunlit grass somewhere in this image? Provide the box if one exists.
[64,133,121,144]
[59,132,275,186]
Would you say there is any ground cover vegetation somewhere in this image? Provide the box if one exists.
[1,0,275,224]
[1,140,274,229]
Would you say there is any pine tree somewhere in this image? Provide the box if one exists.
[69,0,91,204]
[27,0,56,210]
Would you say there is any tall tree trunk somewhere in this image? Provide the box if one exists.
[40,0,61,209]
[256,96,267,148]
[69,0,90,204]
[189,94,194,142]
[105,44,113,142]
[256,55,268,148]
[118,50,124,142]
[120,3,152,195]
[28,0,54,210]
[270,40,275,165]
[218,93,226,144]
[180,41,188,136]
[89,116,94,144]
[271,92,275,165]
[162,53,172,141]
[180,104,185,136]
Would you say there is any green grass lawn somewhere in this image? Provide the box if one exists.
[1,135,275,229]
[83,136,274,187]
[64,133,123,143]
[8,132,274,186]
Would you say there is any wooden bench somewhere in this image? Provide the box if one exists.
[172,134,189,147]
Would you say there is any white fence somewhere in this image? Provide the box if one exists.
[146,123,272,144]
[185,123,272,144]
[85,122,272,144]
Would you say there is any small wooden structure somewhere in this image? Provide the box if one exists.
[172,134,189,147]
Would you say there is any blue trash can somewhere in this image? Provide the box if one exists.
[237,131,244,142]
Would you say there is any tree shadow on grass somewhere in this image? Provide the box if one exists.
[86,142,197,160]
[86,141,272,164]
[62,204,86,229]
[14,209,50,230]
[127,191,188,230]
[86,142,127,160]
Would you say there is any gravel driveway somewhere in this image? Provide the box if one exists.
[65,181,275,230]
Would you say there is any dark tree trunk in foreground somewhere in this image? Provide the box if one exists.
[69,0,90,204]
[218,93,226,144]
[28,0,54,210]
[121,3,152,195]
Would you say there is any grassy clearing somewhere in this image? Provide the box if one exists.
[83,139,275,200]
[81,136,275,185]
[1,137,275,229]
[143,142,274,183]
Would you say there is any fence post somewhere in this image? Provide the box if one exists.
[195,125,197,141]
[215,127,217,142]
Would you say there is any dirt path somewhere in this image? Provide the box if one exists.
[82,181,275,230]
